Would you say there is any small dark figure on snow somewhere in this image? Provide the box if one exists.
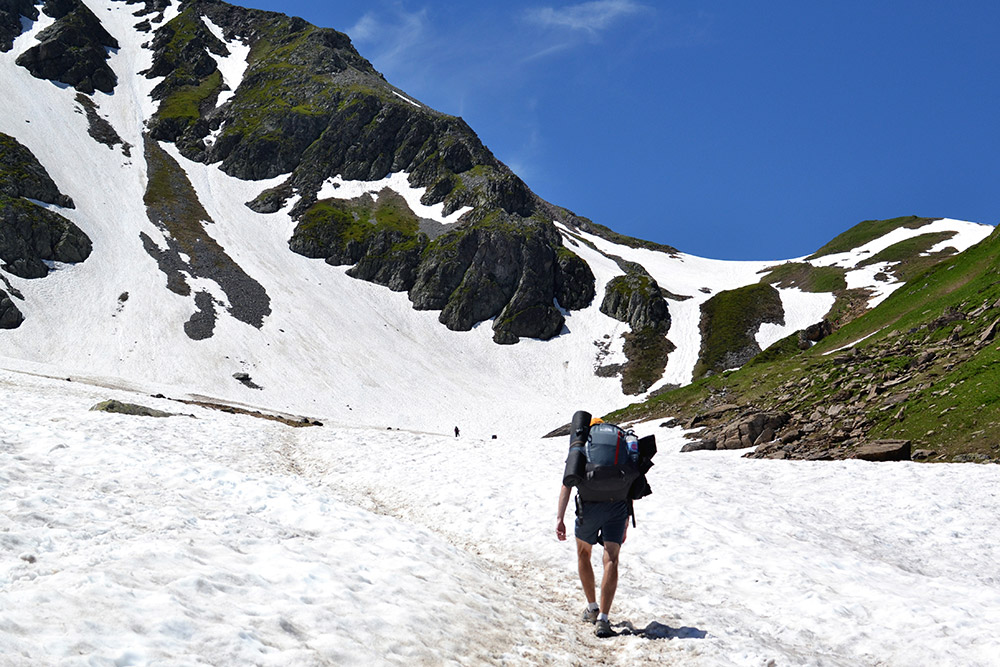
[454,426,460,437]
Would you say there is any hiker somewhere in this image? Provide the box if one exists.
[556,413,655,639]
[454,426,460,437]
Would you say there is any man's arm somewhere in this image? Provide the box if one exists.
[556,484,572,541]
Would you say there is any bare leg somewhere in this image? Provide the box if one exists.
[575,538,596,604]
[599,541,621,615]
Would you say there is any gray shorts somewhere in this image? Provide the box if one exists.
[575,499,629,545]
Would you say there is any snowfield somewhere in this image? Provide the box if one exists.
[1,0,993,440]
[3,371,1000,666]
[3,3,1000,664]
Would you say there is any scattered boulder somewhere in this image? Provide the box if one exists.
[233,372,263,390]
[714,412,790,450]
[681,439,716,453]
[90,399,177,418]
[797,320,832,349]
[851,439,911,462]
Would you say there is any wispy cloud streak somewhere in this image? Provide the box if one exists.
[348,6,430,72]
[525,0,648,35]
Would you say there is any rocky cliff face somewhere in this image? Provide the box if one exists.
[139,0,597,344]
[14,0,120,93]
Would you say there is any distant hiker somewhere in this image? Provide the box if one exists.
[454,426,460,437]
[556,412,655,639]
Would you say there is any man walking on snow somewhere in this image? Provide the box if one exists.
[555,417,631,639]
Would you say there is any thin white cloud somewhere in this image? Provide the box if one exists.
[348,6,429,71]
[525,0,648,35]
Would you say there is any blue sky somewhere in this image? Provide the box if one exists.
[241,0,1000,259]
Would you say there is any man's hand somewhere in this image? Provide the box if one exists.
[556,485,572,541]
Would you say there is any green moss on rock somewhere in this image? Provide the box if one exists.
[695,283,784,378]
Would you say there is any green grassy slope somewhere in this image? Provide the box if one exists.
[610,224,1000,462]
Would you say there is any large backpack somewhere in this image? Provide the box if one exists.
[563,411,656,503]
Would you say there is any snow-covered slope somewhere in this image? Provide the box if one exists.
[0,0,993,440]
[3,369,1000,665]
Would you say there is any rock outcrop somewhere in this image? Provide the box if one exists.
[682,411,790,451]
[15,0,119,94]
[600,272,671,334]
[0,0,38,52]
[1,133,90,279]
[0,132,74,208]
[695,283,784,377]
[0,289,23,328]
[677,296,1000,462]
[140,0,598,344]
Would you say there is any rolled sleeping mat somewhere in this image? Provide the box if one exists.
[563,445,587,487]
[563,410,592,487]
[569,410,592,448]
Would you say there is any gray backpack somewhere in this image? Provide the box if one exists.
[563,412,654,503]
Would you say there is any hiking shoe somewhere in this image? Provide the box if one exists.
[581,607,599,623]
[595,619,615,638]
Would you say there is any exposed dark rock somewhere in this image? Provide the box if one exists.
[142,136,271,330]
[0,289,23,328]
[346,228,428,292]
[0,272,23,299]
[183,290,217,341]
[90,399,178,418]
[851,439,911,462]
[0,195,92,278]
[233,372,262,390]
[0,132,74,207]
[75,94,132,156]
[797,319,832,349]
[408,214,571,343]
[0,0,39,52]
[16,0,119,94]
[555,248,596,311]
[600,272,671,333]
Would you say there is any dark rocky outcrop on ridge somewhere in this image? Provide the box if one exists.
[15,0,120,94]
[141,0,598,344]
